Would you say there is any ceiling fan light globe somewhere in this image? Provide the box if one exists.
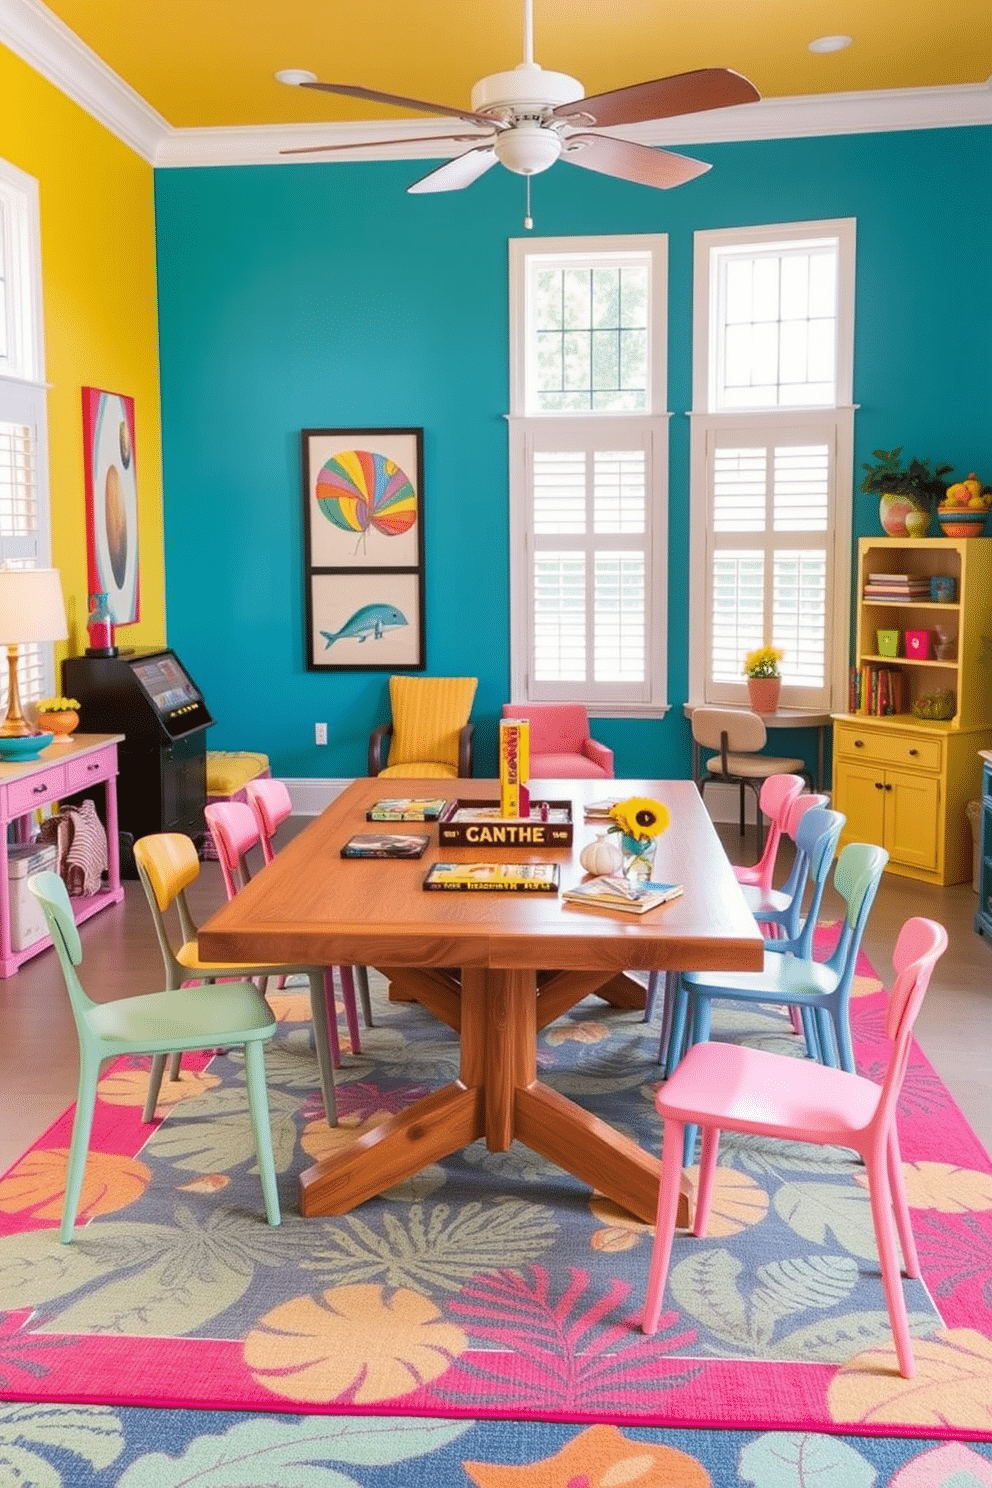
[275,68,318,87]
[494,123,562,176]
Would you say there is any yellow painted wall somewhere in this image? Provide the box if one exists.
[0,45,164,662]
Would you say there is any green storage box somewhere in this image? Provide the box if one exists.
[876,629,900,657]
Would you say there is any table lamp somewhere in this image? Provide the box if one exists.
[0,567,68,737]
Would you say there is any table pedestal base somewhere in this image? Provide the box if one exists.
[299,965,688,1228]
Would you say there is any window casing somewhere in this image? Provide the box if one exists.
[0,159,53,711]
[689,220,856,713]
[508,235,669,715]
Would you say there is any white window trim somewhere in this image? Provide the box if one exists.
[688,219,856,714]
[0,157,45,386]
[0,159,55,703]
[507,233,671,717]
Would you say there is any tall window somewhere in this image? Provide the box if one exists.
[508,236,669,715]
[0,159,53,710]
[689,221,856,711]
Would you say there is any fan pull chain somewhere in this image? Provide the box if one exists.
[524,175,533,231]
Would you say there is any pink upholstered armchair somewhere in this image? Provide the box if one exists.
[500,703,614,779]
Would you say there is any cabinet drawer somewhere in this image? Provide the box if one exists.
[6,765,66,817]
[835,726,942,772]
[64,747,116,796]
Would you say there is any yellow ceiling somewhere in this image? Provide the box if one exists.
[38,0,992,132]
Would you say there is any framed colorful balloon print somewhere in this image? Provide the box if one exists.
[303,427,425,671]
[81,388,140,626]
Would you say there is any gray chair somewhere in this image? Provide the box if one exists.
[691,706,813,857]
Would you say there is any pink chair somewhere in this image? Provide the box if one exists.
[246,777,373,1031]
[204,800,362,1066]
[732,774,805,891]
[642,916,949,1379]
[500,703,614,779]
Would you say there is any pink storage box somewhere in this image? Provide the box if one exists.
[904,630,931,660]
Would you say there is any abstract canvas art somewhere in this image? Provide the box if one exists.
[81,387,140,626]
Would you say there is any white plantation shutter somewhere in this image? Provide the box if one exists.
[690,220,855,713]
[516,420,665,705]
[0,387,51,709]
[705,427,835,708]
[509,235,669,714]
[0,161,53,711]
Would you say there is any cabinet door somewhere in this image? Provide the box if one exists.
[833,761,886,850]
[884,768,940,871]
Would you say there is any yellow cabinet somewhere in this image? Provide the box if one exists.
[833,756,939,872]
[832,537,992,886]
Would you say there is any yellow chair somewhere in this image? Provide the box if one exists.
[368,675,478,778]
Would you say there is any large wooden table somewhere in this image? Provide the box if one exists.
[199,777,763,1224]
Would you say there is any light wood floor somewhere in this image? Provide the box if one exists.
[0,818,989,1176]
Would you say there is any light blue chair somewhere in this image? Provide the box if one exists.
[672,837,888,1080]
[28,870,281,1242]
[659,806,845,1071]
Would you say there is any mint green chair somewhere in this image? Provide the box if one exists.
[28,870,281,1243]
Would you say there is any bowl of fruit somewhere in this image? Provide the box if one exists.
[936,473,991,538]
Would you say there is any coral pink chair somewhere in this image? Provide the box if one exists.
[642,916,948,1379]
[500,703,613,779]
[204,800,362,1066]
[732,774,805,891]
[740,790,830,941]
[246,777,373,1031]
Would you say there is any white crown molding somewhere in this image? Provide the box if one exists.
[0,0,167,160]
[5,0,991,170]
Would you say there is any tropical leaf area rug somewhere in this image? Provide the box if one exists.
[1,925,991,1485]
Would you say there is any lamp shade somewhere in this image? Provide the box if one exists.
[0,568,68,644]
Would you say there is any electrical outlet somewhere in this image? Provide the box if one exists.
[315,722,328,746]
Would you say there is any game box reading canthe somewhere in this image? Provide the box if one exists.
[437,799,573,848]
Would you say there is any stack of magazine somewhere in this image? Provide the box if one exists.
[563,874,683,915]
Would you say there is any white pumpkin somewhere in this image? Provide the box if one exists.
[579,833,623,876]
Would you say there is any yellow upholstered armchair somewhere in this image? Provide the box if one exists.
[368,675,478,778]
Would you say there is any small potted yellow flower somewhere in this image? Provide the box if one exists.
[607,796,671,881]
[35,696,81,740]
[742,646,784,714]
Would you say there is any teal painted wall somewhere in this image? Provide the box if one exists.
[154,126,992,780]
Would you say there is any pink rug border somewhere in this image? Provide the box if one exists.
[2,975,991,1441]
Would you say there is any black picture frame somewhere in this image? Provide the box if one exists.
[302,427,425,671]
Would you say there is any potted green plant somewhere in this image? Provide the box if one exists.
[860,447,955,537]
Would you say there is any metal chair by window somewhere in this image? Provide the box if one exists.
[691,707,813,858]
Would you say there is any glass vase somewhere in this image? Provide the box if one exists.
[620,834,656,883]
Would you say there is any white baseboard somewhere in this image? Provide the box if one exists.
[283,778,352,816]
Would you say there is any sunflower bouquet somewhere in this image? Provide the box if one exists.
[607,796,671,880]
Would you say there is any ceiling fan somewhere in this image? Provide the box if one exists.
[277,0,759,203]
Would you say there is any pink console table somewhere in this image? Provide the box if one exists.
[0,732,125,977]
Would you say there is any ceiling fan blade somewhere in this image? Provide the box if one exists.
[553,68,760,128]
[302,80,495,128]
[407,148,500,194]
[562,134,711,190]
[282,133,488,157]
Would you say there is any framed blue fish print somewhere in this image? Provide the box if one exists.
[302,427,425,670]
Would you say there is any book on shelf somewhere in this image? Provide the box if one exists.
[562,875,684,915]
[340,833,430,859]
[423,861,560,892]
[849,665,905,716]
[366,797,447,821]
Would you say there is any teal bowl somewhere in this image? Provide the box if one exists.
[0,731,54,760]
[936,509,988,538]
